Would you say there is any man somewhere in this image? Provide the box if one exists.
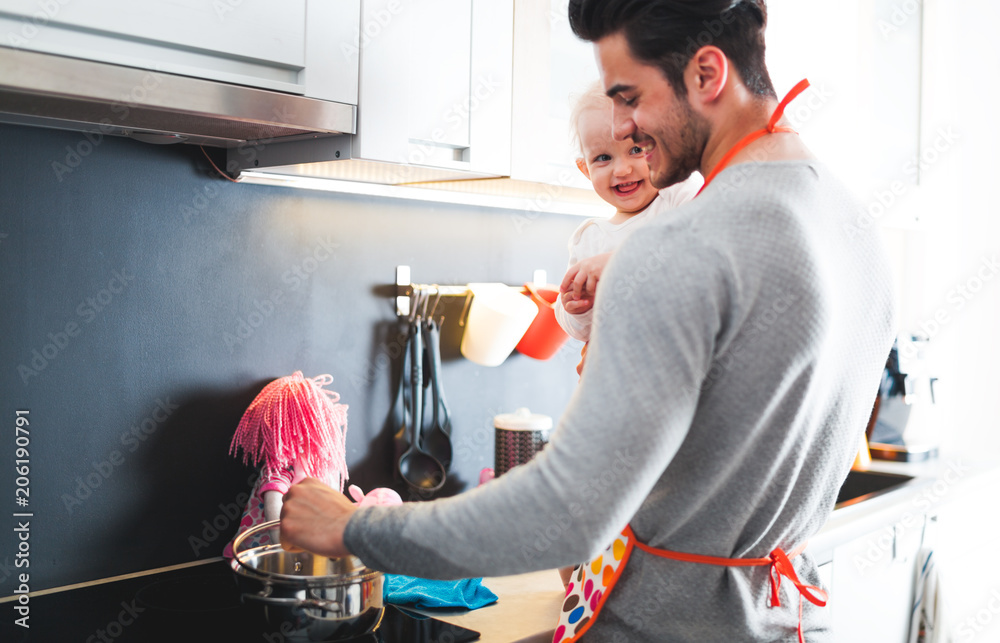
[280,1,896,640]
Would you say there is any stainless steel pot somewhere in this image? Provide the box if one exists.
[231,520,384,642]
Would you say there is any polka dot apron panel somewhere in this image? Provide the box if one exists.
[551,522,828,643]
[552,527,633,643]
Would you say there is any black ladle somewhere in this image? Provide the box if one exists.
[420,318,453,469]
[396,319,446,492]
[391,325,412,467]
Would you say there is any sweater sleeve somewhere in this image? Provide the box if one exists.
[553,296,592,342]
[344,225,729,579]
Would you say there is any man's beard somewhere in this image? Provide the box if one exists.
[649,99,709,189]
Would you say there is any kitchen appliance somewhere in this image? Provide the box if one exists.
[0,47,355,148]
[868,336,941,462]
[0,559,481,643]
[493,408,553,476]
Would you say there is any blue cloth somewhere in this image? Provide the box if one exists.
[383,574,498,610]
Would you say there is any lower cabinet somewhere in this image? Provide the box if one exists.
[932,468,1000,643]
[826,516,926,642]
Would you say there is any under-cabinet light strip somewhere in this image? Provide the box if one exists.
[236,171,609,218]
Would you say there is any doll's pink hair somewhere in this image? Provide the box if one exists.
[229,372,348,491]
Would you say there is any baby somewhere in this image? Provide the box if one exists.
[554,83,701,373]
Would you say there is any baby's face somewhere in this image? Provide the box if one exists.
[577,106,659,214]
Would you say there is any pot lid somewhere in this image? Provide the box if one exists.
[493,407,552,431]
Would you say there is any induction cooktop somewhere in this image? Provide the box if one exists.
[0,559,480,642]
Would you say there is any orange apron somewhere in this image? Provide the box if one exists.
[554,80,828,643]
[552,525,828,643]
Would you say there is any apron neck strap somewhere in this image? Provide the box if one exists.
[767,78,811,132]
[698,78,811,193]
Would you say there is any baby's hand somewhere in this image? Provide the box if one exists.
[560,253,612,314]
[560,290,593,314]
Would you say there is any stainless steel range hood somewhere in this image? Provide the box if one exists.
[0,45,608,217]
[0,47,356,148]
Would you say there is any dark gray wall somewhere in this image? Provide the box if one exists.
[0,124,584,592]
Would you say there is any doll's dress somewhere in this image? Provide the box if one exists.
[223,466,294,559]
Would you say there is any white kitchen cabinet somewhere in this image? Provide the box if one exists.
[354,0,512,176]
[827,518,925,642]
[767,0,924,219]
[509,0,598,190]
[932,467,1000,642]
[0,0,360,103]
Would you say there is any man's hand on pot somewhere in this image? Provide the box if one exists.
[279,477,358,558]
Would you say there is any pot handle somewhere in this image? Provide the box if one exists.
[242,588,342,614]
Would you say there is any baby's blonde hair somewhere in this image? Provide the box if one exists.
[569,81,612,156]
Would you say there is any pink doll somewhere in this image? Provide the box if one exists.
[225,371,349,557]
[225,371,403,557]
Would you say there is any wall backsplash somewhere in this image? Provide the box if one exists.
[0,124,583,592]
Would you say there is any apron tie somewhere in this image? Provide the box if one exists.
[633,529,828,643]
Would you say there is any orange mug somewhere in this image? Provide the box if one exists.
[515,283,570,360]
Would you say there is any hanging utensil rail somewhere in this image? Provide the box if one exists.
[395,265,547,319]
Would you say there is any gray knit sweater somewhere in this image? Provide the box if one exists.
[346,161,896,642]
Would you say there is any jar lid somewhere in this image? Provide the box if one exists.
[493,407,552,431]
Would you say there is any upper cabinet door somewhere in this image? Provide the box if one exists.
[303,0,361,104]
[356,0,512,175]
[510,0,599,189]
[0,0,360,103]
[406,0,473,150]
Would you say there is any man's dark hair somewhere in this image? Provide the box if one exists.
[568,0,777,100]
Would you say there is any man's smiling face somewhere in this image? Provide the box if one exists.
[595,31,708,189]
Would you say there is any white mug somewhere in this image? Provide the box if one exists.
[460,283,538,366]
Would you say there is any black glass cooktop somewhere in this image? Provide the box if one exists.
[1,560,480,642]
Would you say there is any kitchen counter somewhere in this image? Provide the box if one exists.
[809,455,1000,564]
[423,569,565,643]
[427,455,1000,643]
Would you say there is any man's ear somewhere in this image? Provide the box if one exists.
[576,157,591,179]
[686,46,728,105]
